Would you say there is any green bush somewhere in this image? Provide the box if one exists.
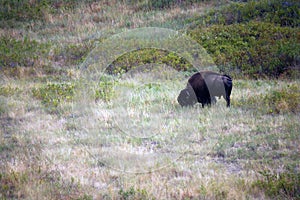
[0,0,50,24]
[118,186,152,200]
[0,96,8,116]
[189,21,299,78]
[125,0,207,11]
[187,0,300,78]
[263,84,300,114]
[32,82,75,109]
[0,168,91,199]
[107,48,193,75]
[0,0,98,28]
[233,84,300,114]
[0,85,20,97]
[193,0,300,27]
[0,171,28,199]
[95,76,117,102]
[52,43,93,66]
[253,170,300,199]
[0,36,50,68]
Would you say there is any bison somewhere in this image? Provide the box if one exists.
[177,71,232,107]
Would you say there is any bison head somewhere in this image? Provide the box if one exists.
[177,87,197,107]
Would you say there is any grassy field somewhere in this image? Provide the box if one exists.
[1,0,299,199]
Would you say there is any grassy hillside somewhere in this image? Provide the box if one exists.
[1,0,299,78]
[188,0,300,78]
[0,0,299,199]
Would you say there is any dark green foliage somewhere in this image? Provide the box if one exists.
[118,186,152,200]
[190,21,299,78]
[1,0,299,79]
[263,84,300,114]
[0,171,28,199]
[253,170,300,199]
[107,48,193,75]
[0,85,20,97]
[0,0,98,28]
[108,0,300,78]
[0,169,91,199]
[0,0,50,25]
[95,76,117,102]
[0,97,7,116]
[32,82,75,109]
[0,36,50,68]
[187,0,300,78]
[125,0,207,11]
[193,0,300,27]
[233,83,300,114]
[76,194,93,200]
[52,43,93,66]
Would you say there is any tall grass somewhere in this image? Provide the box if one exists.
[1,67,299,199]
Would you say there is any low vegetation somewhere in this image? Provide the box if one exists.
[190,21,299,78]
[190,0,300,27]
[108,49,193,74]
[32,82,75,113]
[253,170,300,199]
[0,0,299,199]
[188,0,299,78]
[0,36,50,68]
[233,82,300,114]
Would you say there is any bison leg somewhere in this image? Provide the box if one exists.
[207,97,213,107]
[203,97,212,107]
[225,96,230,107]
[211,96,217,104]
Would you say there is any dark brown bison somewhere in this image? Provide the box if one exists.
[177,71,232,107]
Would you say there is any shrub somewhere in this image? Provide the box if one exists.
[0,0,50,25]
[107,48,193,75]
[118,186,151,200]
[193,0,300,27]
[263,84,300,114]
[95,76,117,102]
[0,36,50,69]
[52,43,93,66]
[189,21,299,78]
[0,96,8,116]
[0,171,28,199]
[32,82,75,110]
[233,83,300,114]
[188,0,300,78]
[0,0,98,28]
[253,170,300,199]
[0,85,20,97]
[125,0,207,11]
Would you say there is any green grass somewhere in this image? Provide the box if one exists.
[233,81,300,114]
[189,0,300,27]
[31,82,76,114]
[189,21,299,78]
[252,170,300,199]
[0,36,50,65]
[1,71,299,199]
[187,0,300,78]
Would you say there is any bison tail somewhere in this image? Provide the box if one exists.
[222,75,233,90]
[223,74,232,81]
